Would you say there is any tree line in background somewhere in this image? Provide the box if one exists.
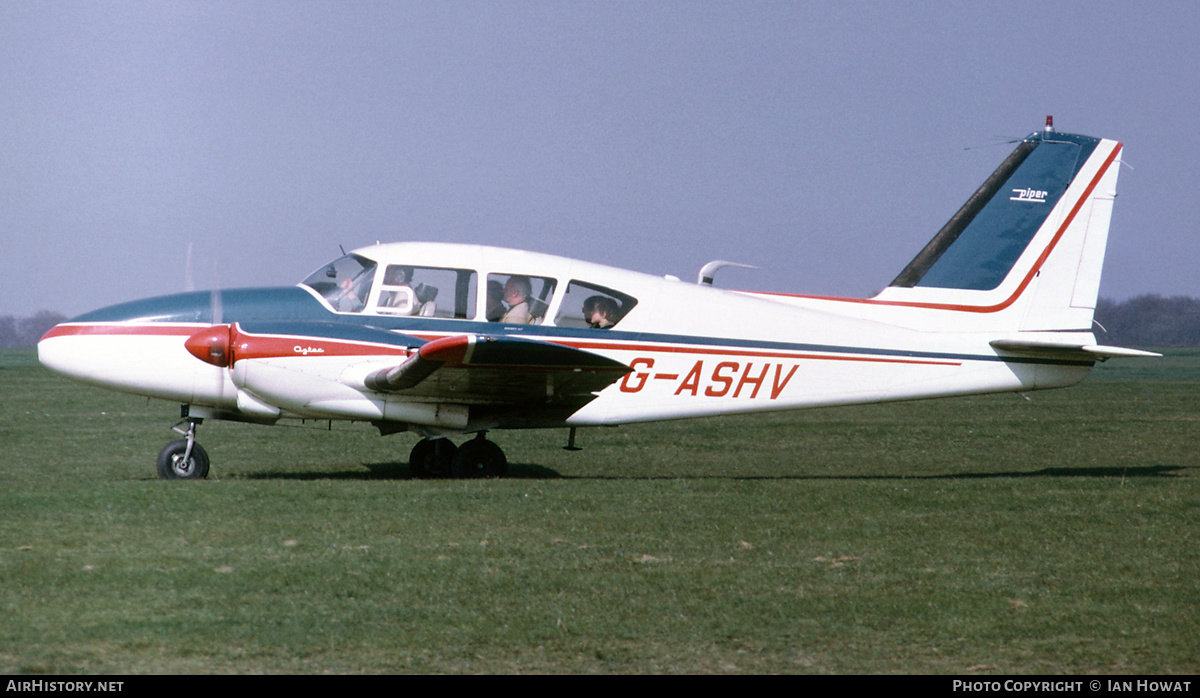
[1094,295,1200,348]
[1,311,67,348]
[1,294,1198,348]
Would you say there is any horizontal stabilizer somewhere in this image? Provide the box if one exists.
[990,338,1160,361]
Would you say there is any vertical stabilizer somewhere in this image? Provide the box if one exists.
[876,127,1123,332]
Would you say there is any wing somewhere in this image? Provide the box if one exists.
[363,333,631,404]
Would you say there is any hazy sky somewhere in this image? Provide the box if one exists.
[3,1,1197,317]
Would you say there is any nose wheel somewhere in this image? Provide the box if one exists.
[157,418,210,480]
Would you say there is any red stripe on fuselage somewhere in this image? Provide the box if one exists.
[558,339,959,366]
[39,323,204,341]
[230,329,412,362]
[40,323,414,363]
[44,324,958,369]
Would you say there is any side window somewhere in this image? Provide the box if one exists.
[374,265,477,319]
[554,281,637,329]
[487,274,557,324]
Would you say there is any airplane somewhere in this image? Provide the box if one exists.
[38,119,1158,480]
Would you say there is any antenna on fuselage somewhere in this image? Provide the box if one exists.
[697,260,759,286]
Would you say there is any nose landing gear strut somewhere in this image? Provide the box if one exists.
[157,416,210,480]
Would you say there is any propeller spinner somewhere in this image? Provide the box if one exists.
[185,325,236,367]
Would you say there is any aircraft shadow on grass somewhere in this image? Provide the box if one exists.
[934,464,1193,480]
[228,461,565,480]
[562,464,1194,481]
[221,462,1192,481]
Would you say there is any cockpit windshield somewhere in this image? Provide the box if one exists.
[302,254,377,313]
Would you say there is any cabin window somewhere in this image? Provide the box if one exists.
[486,274,556,324]
[302,254,377,313]
[554,281,637,329]
[374,265,477,319]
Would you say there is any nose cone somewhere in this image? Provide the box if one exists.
[37,322,75,376]
[185,325,234,367]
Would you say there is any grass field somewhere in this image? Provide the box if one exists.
[1,348,1196,674]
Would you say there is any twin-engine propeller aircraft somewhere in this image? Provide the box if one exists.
[40,120,1156,479]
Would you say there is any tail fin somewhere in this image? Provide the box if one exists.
[875,125,1123,332]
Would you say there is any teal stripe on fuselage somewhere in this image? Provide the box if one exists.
[70,287,331,325]
[74,286,1093,368]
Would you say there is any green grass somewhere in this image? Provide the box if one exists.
[0,348,1196,673]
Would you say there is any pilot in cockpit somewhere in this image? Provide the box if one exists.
[485,280,505,321]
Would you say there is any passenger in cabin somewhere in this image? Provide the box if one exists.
[485,280,505,321]
[583,295,620,329]
[380,266,418,315]
[500,276,534,324]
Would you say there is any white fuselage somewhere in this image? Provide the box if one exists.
[38,242,1094,433]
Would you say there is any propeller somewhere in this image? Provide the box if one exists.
[179,245,236,406]
[184,242,195,292]
[208,249,234,403]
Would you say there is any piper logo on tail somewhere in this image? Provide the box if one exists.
[1010,187,1048,203]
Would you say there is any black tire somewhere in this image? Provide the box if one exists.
[409,438,456,479]
[451,437,508,479]
[156,439,210,480]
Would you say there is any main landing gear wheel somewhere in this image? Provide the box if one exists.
[409,434,509,479]
[408,438,457,479]
[451,434,508,479]
[157,439,210,480]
